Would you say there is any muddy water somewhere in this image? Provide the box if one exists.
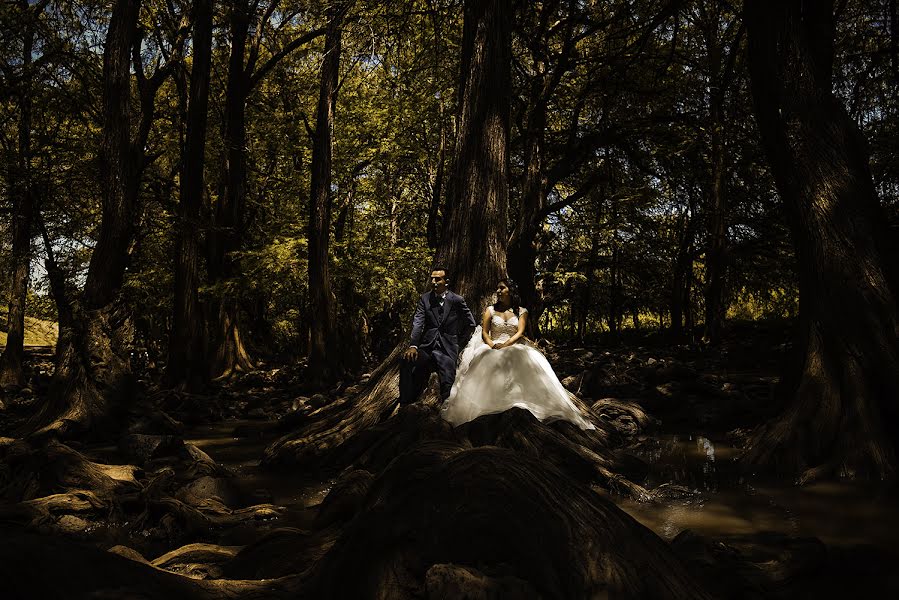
[185,422,898,558]
[613,434,899,554]
[184,421,337,512]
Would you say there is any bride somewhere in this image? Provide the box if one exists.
[440,278,595,430]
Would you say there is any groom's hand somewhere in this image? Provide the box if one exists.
[403,347,418,362]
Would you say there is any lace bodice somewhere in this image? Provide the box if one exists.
[489,306,527,342]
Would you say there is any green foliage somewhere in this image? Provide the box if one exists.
[3,0,895,364]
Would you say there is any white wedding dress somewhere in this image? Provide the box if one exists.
[441,306,595,430]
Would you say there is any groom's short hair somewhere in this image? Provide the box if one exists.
[431,265,451,283]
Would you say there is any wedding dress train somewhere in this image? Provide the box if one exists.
[440,307,595,430]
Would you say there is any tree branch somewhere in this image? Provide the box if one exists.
[539,171,605,220]
[248,26,327,90]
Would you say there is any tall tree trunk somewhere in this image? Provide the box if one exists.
[743,0,899,481]
[0,0,37,388]
[427,98,446,249]
[702,4,728,345]
[436,0,511,311]
[168,0,213,390]
[83,3,144,311]
[890,0,898,84]
[703,90,727,343]
[608,244,621,338]
[671,191,699,339]
[264,0,512,467]
[507,97,546,336]
[506,2,579,338]
[207,0,254,379]
[29,0,143,438]
[307,2,348,384]
[577,233,599,342]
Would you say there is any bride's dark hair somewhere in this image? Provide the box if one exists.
[494,277,522,316]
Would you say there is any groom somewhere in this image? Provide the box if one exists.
[400,266,477,404]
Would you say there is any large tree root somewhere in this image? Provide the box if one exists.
[301,443,712,599]
[267,387,652,500]
[262,347,406,467]
[0,436,287,558]
[0,524,301,600]
[741,325,899,482]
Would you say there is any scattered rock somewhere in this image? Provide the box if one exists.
[245,408,267,419]
[118,434,183,465]
[655,382,679,397]
[176,476,241,507]
[127,411,184,435]
[308,394,330,409]
[179,443,233,478]
[54,514,91,535]
[561,372,584,393]
[590,398,657,437]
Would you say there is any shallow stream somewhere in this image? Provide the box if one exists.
[183,422,898,559]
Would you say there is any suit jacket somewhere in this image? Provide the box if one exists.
[409,290,477,360]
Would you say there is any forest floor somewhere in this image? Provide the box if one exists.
[0,320,897,598]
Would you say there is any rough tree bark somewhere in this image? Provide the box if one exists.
[168,0,213,391]
[742,0,899,481]
[699,3,743,345]
[26,0,143,439]
[206,2,325,379]
[434,0,511,308]
[307,2,350,384]
[206,0,255,380]
[303,444,712,599]
[0,0,41,388]
[701,2,728,345]
[670,187,699,340]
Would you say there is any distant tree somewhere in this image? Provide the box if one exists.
[206,0,325,379]
[0,0,48,387]
[167,0,213,390]
[307,1,352,384]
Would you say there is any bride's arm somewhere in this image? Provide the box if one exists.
[500,310,528,348]
[480,308,495,347]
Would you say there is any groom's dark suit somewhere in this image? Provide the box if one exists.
[400,290,477,402]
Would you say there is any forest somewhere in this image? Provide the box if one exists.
[0,0,897,597]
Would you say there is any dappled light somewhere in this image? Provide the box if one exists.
[1,0,898,598]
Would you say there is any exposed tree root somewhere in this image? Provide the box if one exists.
[303,443,712,599]
[150,543,243,580]
[0,524,301,599]
[262,347,405,467]
[741,326,899,482]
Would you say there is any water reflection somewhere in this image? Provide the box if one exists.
[184,423,898,558]
[613,434,899,556]
[185,420,336,511]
